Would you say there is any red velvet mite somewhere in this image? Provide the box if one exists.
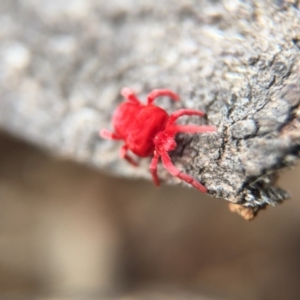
[100,88,216,192]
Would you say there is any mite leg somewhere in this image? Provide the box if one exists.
[172,124,217,134]
[149,151,160,186]
[161,153,207,193]
[120,144,138,166]
[147,89,180,105]
[100,129,122,140]
[121,87,140,104]
[168,109,206,125]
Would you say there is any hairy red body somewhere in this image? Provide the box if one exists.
[100,88,216,193]
[113,103,168,157]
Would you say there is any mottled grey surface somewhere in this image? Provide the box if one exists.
[0,0,300,211]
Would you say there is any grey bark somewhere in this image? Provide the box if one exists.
[0,0,299,213]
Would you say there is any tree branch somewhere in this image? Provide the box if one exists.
[0,0,299,213]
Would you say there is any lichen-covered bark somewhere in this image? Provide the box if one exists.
[0,0,299,212]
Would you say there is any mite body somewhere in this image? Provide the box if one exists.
[100,88,216,192]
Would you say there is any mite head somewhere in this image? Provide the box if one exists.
[154,131,177,154]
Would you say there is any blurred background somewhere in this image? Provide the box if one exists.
[1,1,300,299]
[0,131,300,300]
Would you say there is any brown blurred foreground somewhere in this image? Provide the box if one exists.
[0,132,300,300]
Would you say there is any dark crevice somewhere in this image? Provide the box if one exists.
[292,38,300,51]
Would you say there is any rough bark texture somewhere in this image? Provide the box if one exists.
[0,0,300,212]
